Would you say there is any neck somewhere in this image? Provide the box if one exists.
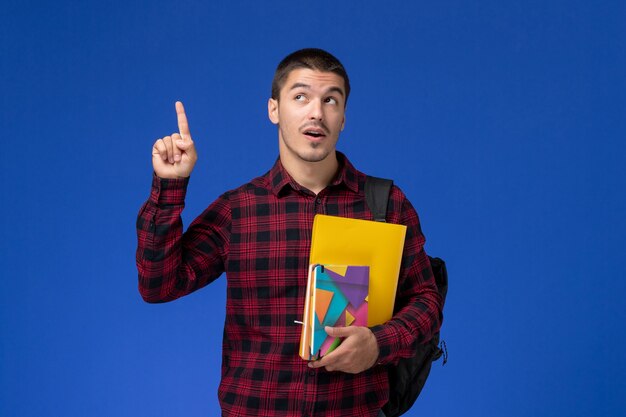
[280,151,339,195]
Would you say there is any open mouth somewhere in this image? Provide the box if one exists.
[303,129,326,139]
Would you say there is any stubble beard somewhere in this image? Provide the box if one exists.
[280,129,332,164]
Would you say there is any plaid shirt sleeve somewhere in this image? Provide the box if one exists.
[136,174,230,302]
[370,186,443,365]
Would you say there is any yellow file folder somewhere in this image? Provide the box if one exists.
[300,214,407,360]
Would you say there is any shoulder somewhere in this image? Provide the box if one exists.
[359,173,411,207]
[365,178,420,226]
[215,171,274,205]
[389,184,417,221]
[389,183,411,206]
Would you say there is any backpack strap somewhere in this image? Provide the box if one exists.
[365,175,448,417]
[364,176,393,222]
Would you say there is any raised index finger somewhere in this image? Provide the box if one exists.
[175,101,191,139]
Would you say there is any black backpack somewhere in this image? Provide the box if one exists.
[364,176,448,417]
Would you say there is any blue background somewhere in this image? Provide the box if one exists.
[2,1,625,416]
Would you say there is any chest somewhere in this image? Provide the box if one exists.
[226,192,369,283]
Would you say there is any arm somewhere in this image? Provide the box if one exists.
[136,177,231,303]
[370,194,443,365]
[135,101,230,302]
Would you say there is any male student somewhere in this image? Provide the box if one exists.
[136,48,442,417]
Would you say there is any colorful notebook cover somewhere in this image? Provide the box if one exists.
[301,264,370,360]
[299,214,407,361]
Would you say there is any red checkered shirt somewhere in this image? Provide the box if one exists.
[136,152,442,417]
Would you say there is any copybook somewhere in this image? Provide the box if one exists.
[299,214,407,360]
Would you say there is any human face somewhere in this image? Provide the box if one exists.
[268,68,346,165]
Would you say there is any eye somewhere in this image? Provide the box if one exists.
[324,97,338,105]
[295,94,306,102]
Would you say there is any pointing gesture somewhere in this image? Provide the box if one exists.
[152,101,198,179]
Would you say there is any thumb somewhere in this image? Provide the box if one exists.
[325,326,355,338]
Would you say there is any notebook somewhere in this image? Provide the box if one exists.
[302,264,370,360]
[299,214,407,360]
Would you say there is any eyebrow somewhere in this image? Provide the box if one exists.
[289,83,345,97]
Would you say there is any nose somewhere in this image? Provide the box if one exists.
[308,99,323,120]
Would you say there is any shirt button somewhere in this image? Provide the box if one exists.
[308,369,316,377]
[315,198,322,204]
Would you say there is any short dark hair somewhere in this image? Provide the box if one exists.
[271,48,350,105]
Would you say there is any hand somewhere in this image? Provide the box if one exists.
[152,101,198,179]
[308,326,379,374]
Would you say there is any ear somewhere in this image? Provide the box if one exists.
[340,114,346,131]
[268,98,279,125]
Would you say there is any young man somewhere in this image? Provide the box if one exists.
[136,48,442,417]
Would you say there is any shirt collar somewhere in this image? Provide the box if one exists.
[267,151,360,196]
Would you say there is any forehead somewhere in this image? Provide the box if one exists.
[280,68,346,96]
